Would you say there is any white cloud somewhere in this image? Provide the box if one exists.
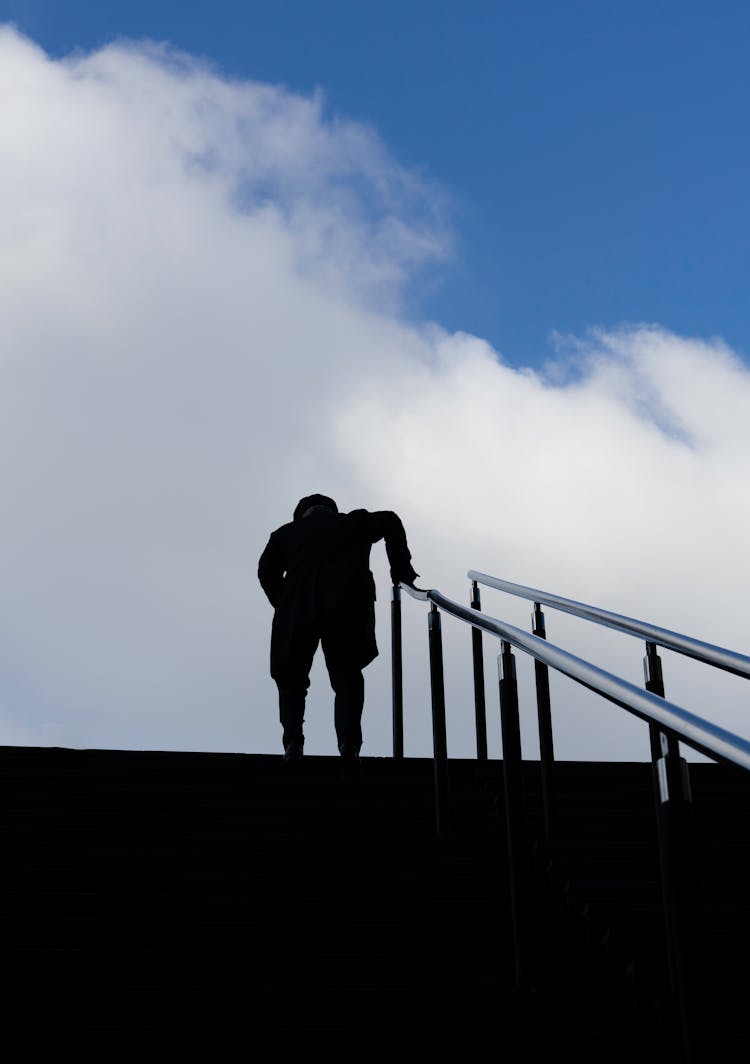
[1,25,748,766]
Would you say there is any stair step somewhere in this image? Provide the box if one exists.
[3,745,749,1050]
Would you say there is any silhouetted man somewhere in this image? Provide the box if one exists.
[258,494,419,772]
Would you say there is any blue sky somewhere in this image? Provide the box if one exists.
[4,0,749,367]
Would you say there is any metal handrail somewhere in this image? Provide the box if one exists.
[468,570,750,680]
[395,579,750,1061]
[400,583,750,771]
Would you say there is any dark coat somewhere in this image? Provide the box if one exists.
[258,505,418,680]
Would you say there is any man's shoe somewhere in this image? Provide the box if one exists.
[282,743,304,767]
[339,744,361,781]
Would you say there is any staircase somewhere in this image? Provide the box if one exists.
[1,744,748,1056]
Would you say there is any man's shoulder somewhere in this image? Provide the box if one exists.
[343,508,400,525]
[341,508,386,530]
[264,520,295,547]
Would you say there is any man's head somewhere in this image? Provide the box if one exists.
[293,494,339,521]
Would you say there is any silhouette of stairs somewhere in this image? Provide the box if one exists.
[1,745,748,1056]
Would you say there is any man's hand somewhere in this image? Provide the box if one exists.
[391,565,419,588]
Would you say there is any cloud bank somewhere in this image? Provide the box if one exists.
[1,25,748,762]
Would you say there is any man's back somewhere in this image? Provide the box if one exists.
[258,504,416,617]
[259,508,388,620]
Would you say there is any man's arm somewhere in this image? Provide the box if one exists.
[258,531,286,608]
[366,510,419,587]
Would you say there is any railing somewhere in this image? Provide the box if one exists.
[390,577,750,1064]
[468,570,750,833]
[469,569,750,678]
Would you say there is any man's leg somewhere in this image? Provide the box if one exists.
[323,636,365,756]
[321,605,375,764]
[332,668,365,755]
[277,680,309,752]
[274,629,319,757]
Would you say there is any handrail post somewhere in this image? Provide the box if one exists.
[645,640,665,759]
[644,641,701,1061]
[532,602,555,839]
[391,583,404,760]
[498,641,530,990]
[471,580,488,761]
[428,604,449,837]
